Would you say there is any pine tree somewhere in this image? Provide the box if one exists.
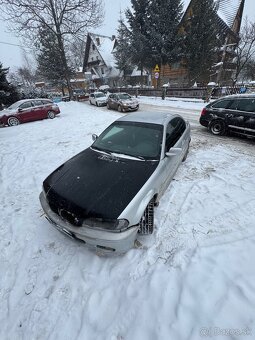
[126,0,151,78]
[182,0,220,84]
[36,25,74,95]
[114,19,133,80]
[0,63,19,108]
[147,0,183,67]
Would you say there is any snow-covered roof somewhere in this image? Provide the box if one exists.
[89,33,116,68]
[182,0,242,30]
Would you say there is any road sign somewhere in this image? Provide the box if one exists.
[154,72,159,79]
[154,64,160,72]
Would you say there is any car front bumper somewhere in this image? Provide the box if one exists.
[123,104,139,112]
[39,192,139,254]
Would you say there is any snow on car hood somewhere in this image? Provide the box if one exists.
[1,109,17,116]
[120,99,138,105]
[43,147,159,225]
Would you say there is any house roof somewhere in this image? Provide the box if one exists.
[182,0,243,30]
[83,33,116,69]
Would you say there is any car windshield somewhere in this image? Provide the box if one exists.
[95,93,105,98]
[7,101,24,110]
[118,94,131,100]
[92,121,163,160]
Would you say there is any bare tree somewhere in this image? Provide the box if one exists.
[233,18,255,84]
[0,0,104,97]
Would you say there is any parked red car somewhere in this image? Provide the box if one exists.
[0,99,60,127]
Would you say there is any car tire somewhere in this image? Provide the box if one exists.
[47,111,55,119]
[138,199,154,235]
[89,100,92,105]
[118,105,123,113]
[96,102,98,107]
[209,119,226,135]
[107,103,111,110]
[7,117,20,126]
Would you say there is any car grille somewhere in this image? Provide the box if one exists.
[47,190,83,227]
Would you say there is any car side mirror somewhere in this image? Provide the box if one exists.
[18,108,23,112]
[165,147,182,157]
[92,133,98,141]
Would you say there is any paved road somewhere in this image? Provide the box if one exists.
[140,102,201,127]
[140,102,255,153]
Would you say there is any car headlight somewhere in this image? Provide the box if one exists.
[81,218,130,232]
[114,219,129,231]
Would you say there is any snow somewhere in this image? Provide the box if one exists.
[182,0,242,29]
[1,99,255,339]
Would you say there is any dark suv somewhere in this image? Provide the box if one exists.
[199,94,255,137]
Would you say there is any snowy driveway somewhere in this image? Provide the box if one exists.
[0,101,255,340]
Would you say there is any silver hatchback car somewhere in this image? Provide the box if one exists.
[40,111,191,254]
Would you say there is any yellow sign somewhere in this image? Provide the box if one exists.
[154,64,160,72]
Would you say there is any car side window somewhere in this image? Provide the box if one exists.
[226,100,238,110]
[33,100,43,106]
[20,102,33,109]
[211,99,233,109]
[236,99,255,112]
[165,117,186,151]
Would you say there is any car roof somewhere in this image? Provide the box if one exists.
[110,92,129,96]
[117,111,179,125]
[215,93,255,100]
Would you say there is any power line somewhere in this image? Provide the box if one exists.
[0,40,32,50]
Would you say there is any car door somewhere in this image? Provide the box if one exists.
[161,117,188,193]
[16,101,34,122]
[236,98,255,133]
[32,100,44,120]
[108,94,117,109]
[223,99,246,130]
[90,94,95,105]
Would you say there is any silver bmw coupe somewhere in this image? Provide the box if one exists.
[40,111,191,254]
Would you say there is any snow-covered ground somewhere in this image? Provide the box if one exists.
[1,100,255,340]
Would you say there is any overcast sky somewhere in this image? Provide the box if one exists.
[0,0,254,71]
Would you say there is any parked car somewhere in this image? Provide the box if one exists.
[199,94,255,137]
[40,111,191,254]
[107,93,139,112]
[89,92,108,106]
[0,99,60,127]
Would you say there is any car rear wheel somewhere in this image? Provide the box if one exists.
[118,105,123,113]
[48,111,55,119]
[107,103,111,110]
[7,117,20,126]
[209,119,226,135]
[96,102,98,107]
[138,199,154,235]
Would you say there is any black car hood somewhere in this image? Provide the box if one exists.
[44,148,158,226]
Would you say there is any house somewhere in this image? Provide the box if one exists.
[156,0,245,86]
[82,33,121,88]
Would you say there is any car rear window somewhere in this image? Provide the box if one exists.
[42,100,52,105]
[236,99,255,112]
[211,99,233,109]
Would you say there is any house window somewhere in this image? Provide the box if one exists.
[101,67,104,74]
[92,44,95,51]
[96,37,100,46]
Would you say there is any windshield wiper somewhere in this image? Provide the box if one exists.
[90,146,113,156]
[111,151,145,161]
